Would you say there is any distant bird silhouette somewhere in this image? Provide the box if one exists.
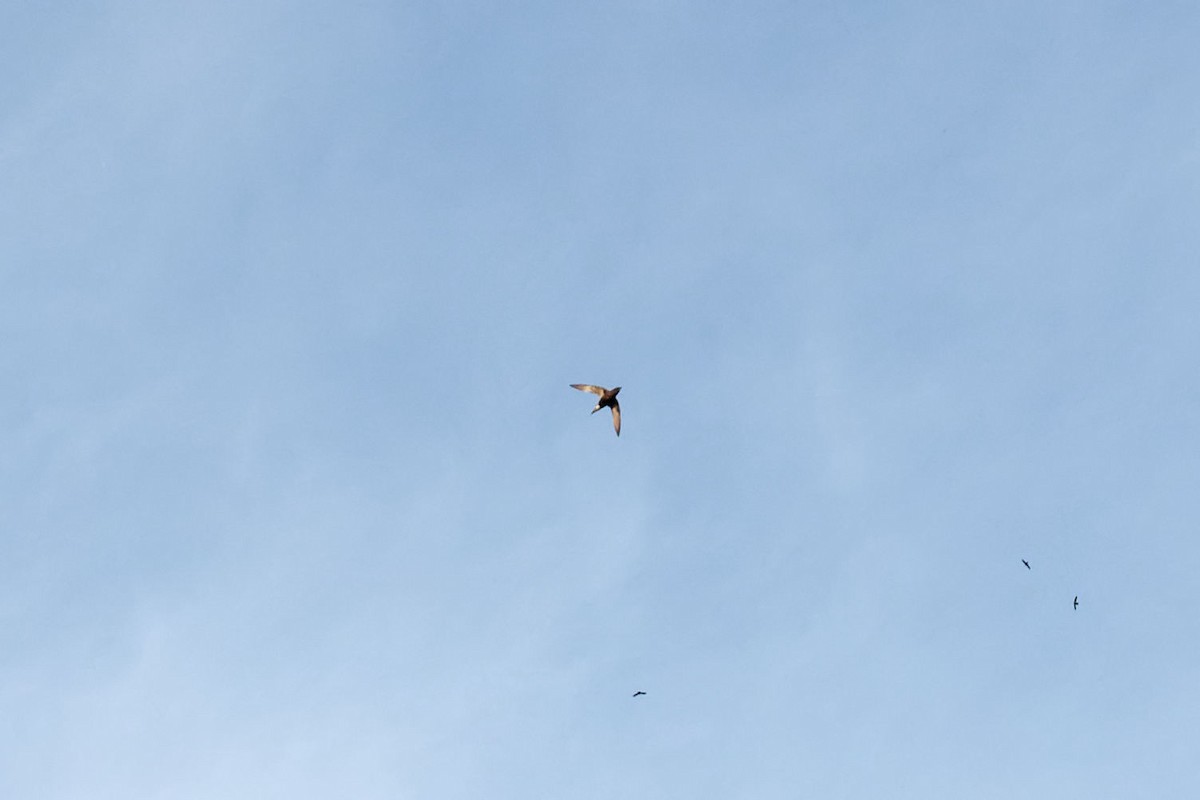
[632,691,646,697]
[571,384,621,436]
[1022,559,1031,570]
[1074,596,1079,610]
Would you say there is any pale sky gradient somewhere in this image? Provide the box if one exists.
[3,2,1200,797]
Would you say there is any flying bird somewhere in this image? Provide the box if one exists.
[1074,596,1079,610]
[570,384,621,436]
[632,691,646,697]
[1022,559,1031,570]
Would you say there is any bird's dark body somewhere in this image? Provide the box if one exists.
[594,387,620,410]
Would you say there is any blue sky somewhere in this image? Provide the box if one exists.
[3,2,1199,797]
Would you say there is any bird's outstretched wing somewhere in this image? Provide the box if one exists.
[611,401,621,436]
[571,384,605,396]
